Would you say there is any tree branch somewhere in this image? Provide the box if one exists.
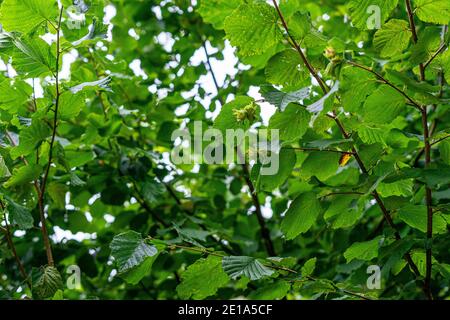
[202,42,275,256]
[38,6,64,267]
[423,43,447,69]
[421,108,434,300]
[159,240,372,300]
[241,162,276,256]
[404,0,436,299]
[268,1,422,282]
[287,147,355,155]
[0,200,31,288]
[346,61,423,111]
[405,0,425,80]
[271,0,329,93]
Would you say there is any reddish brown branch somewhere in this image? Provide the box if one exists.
[271,0,329,93]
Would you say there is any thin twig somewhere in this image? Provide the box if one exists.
[405,0,435,299]
[423,43,447,69]
[287,147,355,155]
[346,61,423,111]
[38,6,65,267]
[267,5,422,282]
[241,162,276,256]
[431,134,450,146]
[202,42,222,100]
[132,182,170,228]
[405,0,425,80]
[421,109,434,300]
[319,191,364,199]
[271,0,329,93]
[0,200,31,288]
[202,42,275,256]
[163,241,372,300]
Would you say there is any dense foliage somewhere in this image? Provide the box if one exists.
[0,0,449,300]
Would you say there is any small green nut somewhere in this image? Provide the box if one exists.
[232,108,248,123]
[232,102,258,123]
[324,47,336,60]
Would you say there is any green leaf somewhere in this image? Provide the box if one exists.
[268,104,310,141]
[0,156,11,181]
[197,0,241,30]
[6,196,33,229]
[71,19,109,46]
[340,66,377,113]
[69,77,112,94]
[439,140,450,165]
[377,179,413,197]
[344,236,383,263]
[177,255,229,299]
[59,91,85,121]
[260,148,296,192]
[260,86,310,112]
[213,96,257,133]
[281,192,322,239]
[224,2,282,56]
[440,49,450,84]
[414,0,450,24]
[386,69,439,95]
[357,124,388,146]
[248,281,290,300]
[4,164,41,188]
[10,121,51,159]
[300,152,340,181]
[6,35,56,78]
[348,0,398,29]
[411,27,442,65]
[398,205,447,234]
[265,49,309,87]
[110,231,158,273]
[363,86,405,124]
[65,150,95,168]
[141,179,166,204]
[0,78,32,111]
[324,195,361,229]
[301,257,317,277]
[373,19,410,58]
[222,256,274,280]
[47,182,68,208]
[121,244,164,285]
[0,0,57,33]
[51,290,64,300]
[305,81,339,114]
[32,266,63,300]
[289,12,328,48]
